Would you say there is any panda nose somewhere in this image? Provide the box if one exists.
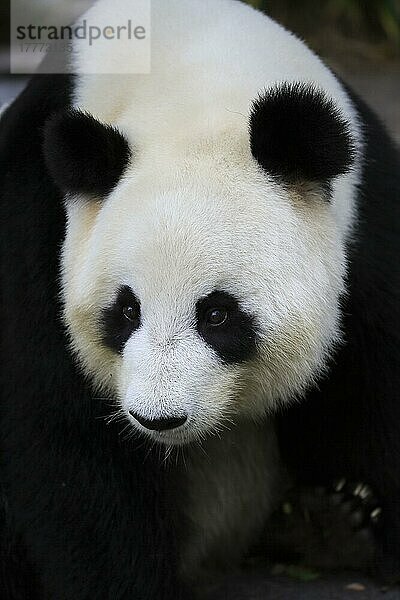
[129,411,187,431]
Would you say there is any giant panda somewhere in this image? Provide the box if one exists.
[1,0,399,598]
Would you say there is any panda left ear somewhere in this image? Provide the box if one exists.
[249,82,355,189]
[43,109,132,198]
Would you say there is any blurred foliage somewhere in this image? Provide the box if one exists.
[247,0,400,55]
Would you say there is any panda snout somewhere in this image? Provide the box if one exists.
[129,411,188,432]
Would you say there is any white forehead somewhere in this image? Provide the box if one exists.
[69,0,361,248]
[64,157,342,326]
[71,0,359,143]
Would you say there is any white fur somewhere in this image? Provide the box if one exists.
[63,1,362,439]
[59,0,363,579]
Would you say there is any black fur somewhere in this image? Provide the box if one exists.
[276,84,400,583]
[101,286,141,354]
[196,290,258,364]
[0,487,41,599]
[43,109,131,198]
[249,82,355,185]
[0,75,186,599]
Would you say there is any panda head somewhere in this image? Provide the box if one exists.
[44,82,355,446]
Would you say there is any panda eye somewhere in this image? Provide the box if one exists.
[122,305,140,324]
[196,291,257,365]
[101,286,141,354]
[206,308,228,327]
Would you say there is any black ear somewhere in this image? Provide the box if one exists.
[249,82,355,186]
[43,109,131,198]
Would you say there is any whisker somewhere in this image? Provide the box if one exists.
[163,444,174,465]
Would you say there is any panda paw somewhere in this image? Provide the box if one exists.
[303,479,381,569]
[327,478,382,534]
[260,479,382,571]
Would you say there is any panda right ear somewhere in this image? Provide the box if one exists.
[43,109,132,198]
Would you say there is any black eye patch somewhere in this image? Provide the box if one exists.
[195,290,258,364]
[43,108,132,198]
[101,286,141,353]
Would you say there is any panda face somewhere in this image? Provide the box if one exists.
[43,0,360,445]
[50,115,351,446]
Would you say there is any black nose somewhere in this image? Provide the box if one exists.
[129,412,187,431]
